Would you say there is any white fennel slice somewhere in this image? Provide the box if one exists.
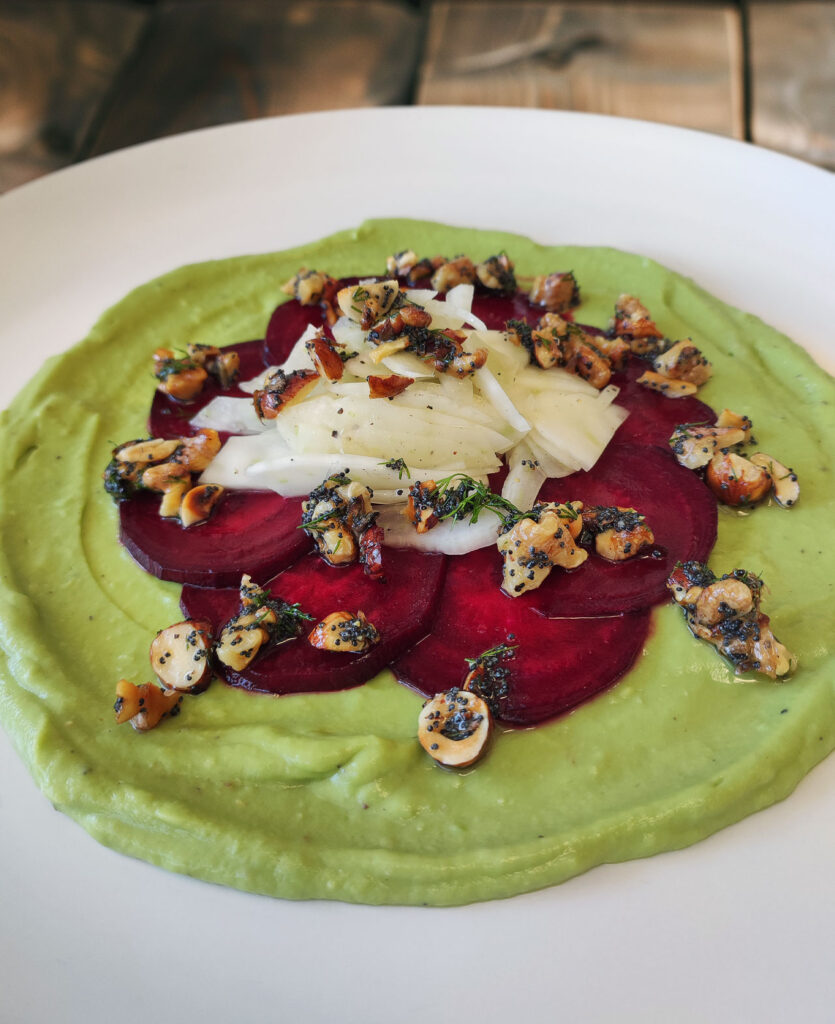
[190,396,270,436]
[377,505,502,554]
[502,440,546,510]
[198,431,290,488]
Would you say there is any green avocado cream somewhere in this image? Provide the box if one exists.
[1,219,833,906]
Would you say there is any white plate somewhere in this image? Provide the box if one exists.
[1,109,833,1024]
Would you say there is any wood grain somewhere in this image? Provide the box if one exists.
[0,1,147,192]
[749,1,835,166]
[418,2,745,138]
[87,0,422,157]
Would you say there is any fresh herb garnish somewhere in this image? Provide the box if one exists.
[380,457,411,479]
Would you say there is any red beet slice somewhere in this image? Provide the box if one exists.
[392,544,650,725]
[263,299,326,365]
[610,360,716,447]
[530,443,716,615]
[471,291,546,330]
[148,339,267,440]
[181,548,447,695]
[119,489,311,587]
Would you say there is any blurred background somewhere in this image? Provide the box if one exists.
[1,0,832,193]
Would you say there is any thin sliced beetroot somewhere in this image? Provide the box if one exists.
[470,290,547,330]
[392,544,650,725]
[181,548,447,695]
[610,360,716,447]
[263,299,326,365]
[119,489,310,587]
[531,443,716,615]
[148,339,267,440]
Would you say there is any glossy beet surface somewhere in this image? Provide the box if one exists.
[181,548,446,694]
[148,339,267,440]
[392,544,650,724]
[120,490,310,587]
[610,360,716,447]
[532,444,717,615]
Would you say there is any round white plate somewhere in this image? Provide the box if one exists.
[1,108,833,1024]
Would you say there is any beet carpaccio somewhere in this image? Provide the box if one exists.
[113,261,719,731]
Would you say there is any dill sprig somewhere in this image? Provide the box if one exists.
[379,457,411,479]
[432,473,523,526]
[465,643,518,669]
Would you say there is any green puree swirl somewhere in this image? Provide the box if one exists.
[0,219,833,906]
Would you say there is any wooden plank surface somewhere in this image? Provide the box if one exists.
[87,0,421,158]
[418,2,745,138]
[749,1,835,167]
[0,1,147,192]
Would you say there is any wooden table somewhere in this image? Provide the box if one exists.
[1,0,832,193]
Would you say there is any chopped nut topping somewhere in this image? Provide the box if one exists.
[581,506,655,562]
[386,250,419,277]
[669,420,747,471]
[308,610,380,653]
[476,253,516,293]
[636,371,699,398]
[282,268,336,307]
[180,484,225,527]
[706,451,772,506]
[150,619,214,693]
[418,688,492,768]
[431,256,476,292]
[305,330,345,382]
[652,339,712,386]
[368,373,415,399]
[114,679,182,732]
[253,368,319,420]
[337,280,400,327]
[301,475,382,577]
[115,439,180,465]
[749,453,800,509]
[667,562,796,679]
[498,502,587,597]
[529,272,580,313]
[216,576,312,672]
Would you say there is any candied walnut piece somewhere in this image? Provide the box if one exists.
[368,374,415,399]
[652,339,712,386]
[636,370,699,398]
[716,408,753,440]
[498,502,587,597]
[308,610,380,653]
[529,271,580,313]
[706,451,772,506]
[431,256,477,292]
[667,563,796,679]
[150,619,214,694]
[358,523,385,581]
[186,343,241,388]
[114,679,182,732]
[180,484,225,527]
[476,253,516,293]
[418,688,492,768]
[305,330,345,382]
[581,506,655,562]
[749,453,800,508]
[253,368,319,421]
